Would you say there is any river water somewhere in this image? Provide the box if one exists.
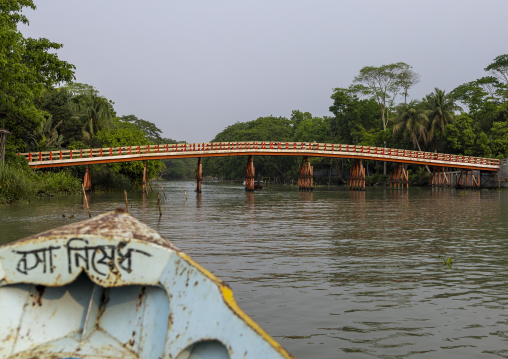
[1,182,507,358]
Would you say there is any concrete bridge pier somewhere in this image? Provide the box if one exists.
[349,159,365,190]
[390,164,409,189]
[196,157,203,193]
[83,165,92,192]
[298,156,313,191]
[245,155,255,192]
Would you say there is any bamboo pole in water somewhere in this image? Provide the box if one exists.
[82,184,91,218]
[157,193,162,217]
[124,190,129,213]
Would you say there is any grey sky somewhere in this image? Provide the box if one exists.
[21,1,508,143]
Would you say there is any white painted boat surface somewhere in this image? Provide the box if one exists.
[0,209,294,359]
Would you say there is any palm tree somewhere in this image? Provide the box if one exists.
[393,101,430,173]
[423,88,462,150]
[68,84,115,141]
[393,101,429,152]
[79,94,114,139]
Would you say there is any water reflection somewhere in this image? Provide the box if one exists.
[245,191,255,209]
[196,192,202,209]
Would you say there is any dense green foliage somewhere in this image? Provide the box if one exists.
[1,0,75,152]
[204,57,508,182]
[0,2,178,197]
[0,161,81,203]
[1,2,507,196]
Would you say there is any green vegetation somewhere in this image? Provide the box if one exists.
[0,2,507,201]
[440,257,455,269]
[0,162,81,203]
[0,2,178,201]
[204,57,507,182]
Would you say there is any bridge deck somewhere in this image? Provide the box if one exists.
[19,142,501,171]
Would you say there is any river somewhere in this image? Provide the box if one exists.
[1,182,507,358]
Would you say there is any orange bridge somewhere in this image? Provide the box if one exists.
[18,141,501,191]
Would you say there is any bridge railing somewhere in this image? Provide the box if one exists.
[18,141,501,167]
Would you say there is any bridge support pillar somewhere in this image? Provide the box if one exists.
[390,164,409,189]
[142,162,147,194]
[83,165,92,192]
[456,169,480,188]
[430,167,450,187]
[298,156,313,191]
[196,157,203,193]
[245,155,255,192]
[349,159,365,190]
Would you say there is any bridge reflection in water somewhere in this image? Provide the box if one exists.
[19,141,501,191]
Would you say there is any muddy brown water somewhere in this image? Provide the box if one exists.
[1,182,507,358]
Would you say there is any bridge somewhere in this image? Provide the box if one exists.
[18,141,501,191]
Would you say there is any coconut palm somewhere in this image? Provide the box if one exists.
[81,95,114,139]
[68,84,115,141]
[393,100,429,152]
[423,88,462,150]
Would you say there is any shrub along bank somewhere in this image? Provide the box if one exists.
[0,162,81,204]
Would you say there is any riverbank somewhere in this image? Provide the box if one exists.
[0,160,160,204]
[0,163,81,204]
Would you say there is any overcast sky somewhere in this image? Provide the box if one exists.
[20,1,508,143]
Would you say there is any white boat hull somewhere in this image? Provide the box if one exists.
[0,210,293,359]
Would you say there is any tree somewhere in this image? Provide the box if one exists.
[118,115,163,143]
[450,80,489,114]
[290,110,312,129]
[95,127,163,185]
[484,54,508,101]
[422,88,461,151]
[444,114,491,157]
[392,101,429,152]
[0,1,75,151]
[490,120,508,158]
[352,62,415,173]
[397,67,421,104]
[39,88,82,146]
[484,54,508,84]
[352,62,413,133]
[203,116,298,181]
[329,87,379,144]
[66,83,115,141]
[293,115,330,143]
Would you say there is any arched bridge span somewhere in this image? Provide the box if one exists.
[19,141,501,171]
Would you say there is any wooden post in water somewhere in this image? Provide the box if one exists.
[196,157,203,193]
[142,162,148,194]
[389,163,409,189]
[298,156,313,191]
[456,169,480,188]
[82,184,91,218]
[245,155,255,192]
[430,167,450,187]
[124,190,129,213]
[160,184,167,199]
[83,165,92,192]
[349,159,365,190]
[157,193,162,217]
